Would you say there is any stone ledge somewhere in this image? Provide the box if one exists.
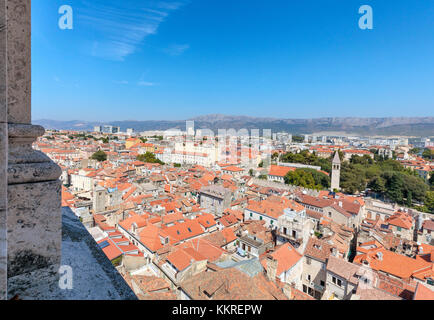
[7,123,61,184]
[7,207,137,300]
[8,161,62,184]
[8,123,45,139]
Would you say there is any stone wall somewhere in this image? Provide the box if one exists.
[0,0,62,298]
[0,0,7,301]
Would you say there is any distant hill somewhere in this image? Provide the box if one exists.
[33,115,434,137]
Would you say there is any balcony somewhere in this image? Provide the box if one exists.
[276,230,303,245]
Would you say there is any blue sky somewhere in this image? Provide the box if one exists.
[32,0,434,121]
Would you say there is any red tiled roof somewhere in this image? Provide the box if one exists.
[263,244,302,276]
[422,220,434,231]
[97,238,123,261]
[354,247,432,280]
[119,214,147,231]
[247,196,304,219]
[303,237,336,262]
[162,220,204,243]
[166,247,206,271]
[139,224,164,252]
[268,165,296,177]
[413,283,434,300]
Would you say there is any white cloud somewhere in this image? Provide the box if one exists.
[113,80,129,85]
[138,81,157,87]
[79,0,189,61]
[163,43,190,56]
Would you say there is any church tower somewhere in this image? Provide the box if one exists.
[93,185,107,214]
[331,152,341,191]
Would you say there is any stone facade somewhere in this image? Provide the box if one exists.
[0,0,62,298]
[199,185,231,216]
[7,180,61,277]
[0,122,6,300]
[6,0,31,124]
[0,0,7,300]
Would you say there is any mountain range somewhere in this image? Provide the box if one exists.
[33,115,434,137]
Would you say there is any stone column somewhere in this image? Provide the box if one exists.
[0,0,7,301]
[4,0,62,296]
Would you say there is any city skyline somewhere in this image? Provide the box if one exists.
[32,0,434,121]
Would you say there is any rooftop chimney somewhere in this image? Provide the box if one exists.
[377,252,383,261]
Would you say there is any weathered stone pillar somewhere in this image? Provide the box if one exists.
[4,0,62,297]
[0,0,7,301]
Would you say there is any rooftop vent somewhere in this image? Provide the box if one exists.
[377,252,383,261]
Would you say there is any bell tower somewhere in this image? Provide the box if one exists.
[331,152,341,192]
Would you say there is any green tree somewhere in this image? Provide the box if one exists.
[429,174,434,190]
[422,148,434,160]
[90,150,107,162]
[111,255,122,267]
[151,135,164,141]
[350,154,374,166]
[380,171,428,205]
[284,170,318,190]
[137,152,164,165]
[409,147,421,155]
[292,135,304,143]
[298,168,330,189]
[406,191,412,207]
[280,150,332,173]
[368,175,386,194]
[424,191,434,213]
[383,171,404,203]
[281,150,431,206]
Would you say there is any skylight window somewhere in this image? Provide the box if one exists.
[98,241,110,249]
